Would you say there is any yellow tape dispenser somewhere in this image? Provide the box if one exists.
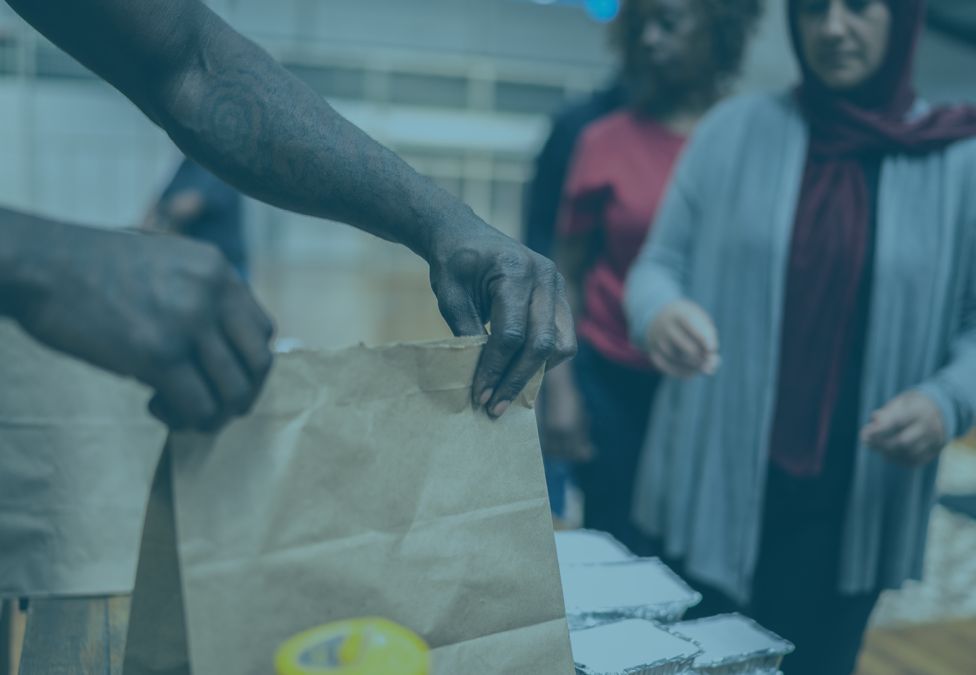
[275,617,430,675]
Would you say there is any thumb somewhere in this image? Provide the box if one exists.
[676,303,719,355]
[863,396,910,441]
[432,277,486,337]
[687,307,719,353]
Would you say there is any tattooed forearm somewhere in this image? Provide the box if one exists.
[157,23,466,260]
[4,0,577,420]
[5,0,485,261]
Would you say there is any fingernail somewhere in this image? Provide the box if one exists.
[491,400,510,418]
[479,389,493,406]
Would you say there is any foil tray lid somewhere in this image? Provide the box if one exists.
[562,559,702,618]
[556,529,636,567]
[572,619,700,675]
[672,613,794,670]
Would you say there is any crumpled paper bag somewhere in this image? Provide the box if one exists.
[123,338,574,674]
[0,320,165,599]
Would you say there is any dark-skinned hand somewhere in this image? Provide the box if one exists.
[12,224,273,431]
[427,220,577,418]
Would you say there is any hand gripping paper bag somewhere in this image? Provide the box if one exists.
[123,338,574,675]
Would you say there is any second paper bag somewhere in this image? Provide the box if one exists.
[126,338,574,674]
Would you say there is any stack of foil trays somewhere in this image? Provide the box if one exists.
[555,530,700,630]
[561,559,702,630]
[671,614,794,675]
[556,531,793,675]
[571,619,701,675]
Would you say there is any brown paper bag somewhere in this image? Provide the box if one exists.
[124,338,574,675]
[0,321,166,599]
[123,449,190,675]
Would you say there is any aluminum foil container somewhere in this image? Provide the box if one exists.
[562,559,702,631]
[571,619,701,675]
[670,613,794,674]
[555,529,636,568]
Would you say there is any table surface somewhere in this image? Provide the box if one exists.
[18,596,130,675]
[18,595,976,675]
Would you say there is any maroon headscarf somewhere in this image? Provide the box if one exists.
[771,0,976,477]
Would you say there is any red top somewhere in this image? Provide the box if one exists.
[559,111,686,370]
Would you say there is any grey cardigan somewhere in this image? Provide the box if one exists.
[624,91,976,605]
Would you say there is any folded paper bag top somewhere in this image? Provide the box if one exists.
[275,618,429,675]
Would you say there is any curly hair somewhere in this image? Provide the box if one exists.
[612,0,765,96]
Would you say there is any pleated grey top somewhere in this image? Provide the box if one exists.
[624,92,976,604]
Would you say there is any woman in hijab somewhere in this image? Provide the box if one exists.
[543,0,762,543]
[624,1,976,672]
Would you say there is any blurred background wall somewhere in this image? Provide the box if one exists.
[0,0,974,349]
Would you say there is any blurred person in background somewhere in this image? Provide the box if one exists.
[523,83,624,263]
[539,0,763,541]
[523,55,624,524]
[144,156,248,280]
[625,0,976,672]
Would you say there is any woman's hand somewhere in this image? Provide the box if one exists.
[861,391,948,467]
[645,300,721,378]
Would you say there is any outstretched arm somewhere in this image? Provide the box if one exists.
[6,0,576,416]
